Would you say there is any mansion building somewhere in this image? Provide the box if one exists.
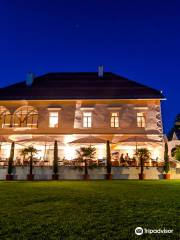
[0,69,165,165]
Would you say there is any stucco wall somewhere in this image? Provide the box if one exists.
[0,99,163,135]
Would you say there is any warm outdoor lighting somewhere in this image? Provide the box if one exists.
[64,145,76,160]
[8,134,33,141]
[1,144,11,158]
[97,145,106,159]
[151,147,161,161]
[64,135,76,144]
[0,71,165,178]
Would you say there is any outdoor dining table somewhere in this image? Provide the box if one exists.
[43,160,49,166]
[23,160,29,166]
[0,160,8,166]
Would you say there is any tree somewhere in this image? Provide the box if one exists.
[175,146,180,161]
[106,140,112,179]
[167,114,180,140]
[171,145,180,161]
[53,140,59,179]
[164,142,170,173]
[136,148,151,180]
[8,142,15,175]
[21,146,38,176]
[19,148,29,163]
[76,146,96,179]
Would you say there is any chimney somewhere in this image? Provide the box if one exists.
[98,65,104,77]
[26,72,34,86]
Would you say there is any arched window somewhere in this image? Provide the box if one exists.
[0,106,11,128]
[13,106,38,128]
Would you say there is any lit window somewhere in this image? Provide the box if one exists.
[0,106,11,128]
[137,112,146,128]
[49,112,59,128]
[13,106,38,128]
[111,112,119,128]
[83,112,92,128]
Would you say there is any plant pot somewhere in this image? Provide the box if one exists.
[27,174,34,181]
[6,174,13,181]
[83,174,90,180]
[163,173,171,179]
[139,173,146,180]
[52,174,59,180]
[105,173,112,180]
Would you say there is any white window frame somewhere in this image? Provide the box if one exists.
[49,111,59,128]
[137,112,146,128]
[110,112,119,128]
[83,112,92,128]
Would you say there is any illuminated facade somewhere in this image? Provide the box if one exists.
[0,70,165,166]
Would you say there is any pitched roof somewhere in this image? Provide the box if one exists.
[0,72,165,100]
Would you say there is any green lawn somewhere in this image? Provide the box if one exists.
[0,180,179,240]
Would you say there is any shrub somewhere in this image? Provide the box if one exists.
[175,147,180,161]
[164,142,170,174]
[53,140,59,175]
[106,140,111,175]
[8,142,15,175]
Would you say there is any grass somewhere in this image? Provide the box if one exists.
[0,180,180,240]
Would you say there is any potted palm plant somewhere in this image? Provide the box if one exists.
[6,142,15,180]
[163,142,170,179]
[19,148,29,165]
[21,146,38,180]
[52,140,59,180]
[105,140,112,180]
[76,146,96,180]
[136,148,151,180]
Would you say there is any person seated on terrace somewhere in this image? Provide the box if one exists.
[132,154,138,166]
[120,154,125,166]
[119,153,128,166]
[125,153,130,161]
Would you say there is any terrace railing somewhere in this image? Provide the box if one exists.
[0,157,165,168]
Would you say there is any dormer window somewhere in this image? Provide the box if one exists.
[111,112,119,128]
[83,112,92,128]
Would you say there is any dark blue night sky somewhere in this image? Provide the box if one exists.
[0,0,179,133]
